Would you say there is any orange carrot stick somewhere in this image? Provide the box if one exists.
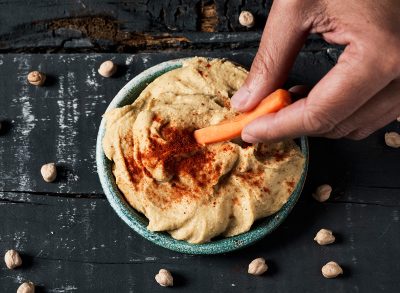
[194,89,291,145]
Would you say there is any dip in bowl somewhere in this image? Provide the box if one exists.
[96,57,308,254]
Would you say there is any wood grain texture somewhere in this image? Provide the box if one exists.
[0,0,273,52]
[0,0,338,53]
[0,52,399,292]
[0,189,399,292]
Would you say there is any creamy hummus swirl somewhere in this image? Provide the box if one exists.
[103,57,305,244]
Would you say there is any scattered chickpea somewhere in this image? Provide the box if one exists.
[321,261,343,278]
[312,184,332,202]
[40,162,57,183]
[239,11,255,28]
[98,60,117,77]
[27,71,46,86]
[155,269,173,287]
[384,132,400,148]
[248,257,268,276]
[4,249,22,269]
[17,282,35,293]
[314,229,335,245]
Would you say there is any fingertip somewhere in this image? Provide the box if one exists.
[231,86,250,111]
[242,100,307,143]
[242,114,275,143]
[231,84,267,112]
[288,85,310,99]
[241,115,275,143]
[241,130,261,143]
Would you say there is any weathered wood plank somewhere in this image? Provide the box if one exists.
[0,0,338,53]
[0,0,275,52]
[1,51,399,198]
[0,188,399,292]
[0,0,268,34]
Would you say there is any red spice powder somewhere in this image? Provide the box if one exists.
[138,126,217,206]
[152,114,162,123]
[123,124,265,209]
[286,180,295,188]
[221,145,234,152]
[256,147,288,162]
[286,180,295,194]
[273,152,285,161]
[263,187,270,193]
[235,170,264,188]
[121,134,144,188]
[141,127,198,169]
[197,69,208,78]
[176,151,215,188]
[223,99,231,109]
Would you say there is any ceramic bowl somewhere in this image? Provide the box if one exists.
[96,58,309,254]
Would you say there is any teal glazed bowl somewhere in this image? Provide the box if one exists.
[96,58,309,254]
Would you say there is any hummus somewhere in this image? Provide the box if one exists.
[102,57,305,244]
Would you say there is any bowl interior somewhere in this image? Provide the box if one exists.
[96,58,309,254]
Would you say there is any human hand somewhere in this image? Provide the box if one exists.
[231,0,400,143]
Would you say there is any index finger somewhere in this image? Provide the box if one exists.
[231,0,311,112]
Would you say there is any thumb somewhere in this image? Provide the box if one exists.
[231,0,310,112]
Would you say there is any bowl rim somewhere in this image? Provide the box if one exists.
[96,57,309,255]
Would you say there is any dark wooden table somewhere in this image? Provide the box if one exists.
[1,1,399,292]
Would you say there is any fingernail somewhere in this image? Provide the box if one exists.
[241,130,260,143]
[231,87,250,110]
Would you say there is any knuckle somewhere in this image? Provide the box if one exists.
[302,107,336,134]
[325,124,353,139]
[385,52,400,77]
[361,41,400,78]
[374,51,400,78]
[377,38,400,77]
[251,50,275,77]
[356,44,370,62]
[347,129,372,141]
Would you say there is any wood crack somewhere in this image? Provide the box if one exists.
[1,190,398,207]
[353,184,400,190]
[326,200,400,208]
[34,256,181,265]
[48,16,190,51]
[0,197,49,206]
[200,1,218,32]
[1,190,106,199]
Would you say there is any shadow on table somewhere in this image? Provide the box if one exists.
[52,163,74,184]
[33,285,46,293]
[43,74,58,87]
[171,271,188,288]
[0,119,12,135]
